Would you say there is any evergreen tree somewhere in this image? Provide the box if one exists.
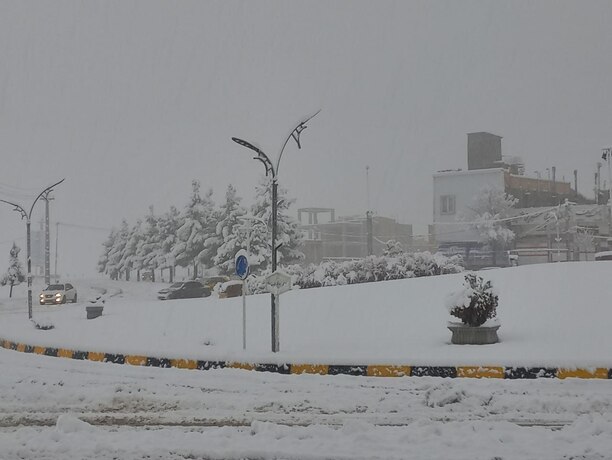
[196,187,220,272]
[98,229,118,279]
[1,242,26,298]
[123,219,144,281]
[214,184,248,275]
[137,206,161,281]
[172,180,211,279]
[156,206,181,281]
[250,176,304,272]
[107,220,130,280]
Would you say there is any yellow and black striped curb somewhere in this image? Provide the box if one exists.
[2,338,611,379]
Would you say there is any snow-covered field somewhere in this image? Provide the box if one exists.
[1,261,612,459]
[1,261,611,367]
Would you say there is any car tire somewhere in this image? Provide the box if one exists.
[61,296,66,304]
[72,294,77,303]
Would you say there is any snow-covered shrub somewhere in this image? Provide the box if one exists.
[446,273,498,327]
[245,251,464,293]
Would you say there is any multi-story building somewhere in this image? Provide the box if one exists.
[297,207,414,265]
[433,132,609,267]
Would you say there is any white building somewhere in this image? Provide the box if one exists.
[432,132,608,267]
[433,168,505,245]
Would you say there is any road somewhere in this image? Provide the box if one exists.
[2,348,612,459]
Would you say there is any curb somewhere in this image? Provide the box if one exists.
[2,338,611,379]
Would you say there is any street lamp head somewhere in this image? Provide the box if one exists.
[232,137,264,156]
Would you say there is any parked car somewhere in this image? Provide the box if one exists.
[39,283,77,305]
[218,280,243,298]
[201,276,229,291]
[157,281,211,300]
[595,251,612,261]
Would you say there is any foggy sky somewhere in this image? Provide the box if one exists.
[1,0,611,277]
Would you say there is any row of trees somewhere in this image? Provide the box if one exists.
[97,177,304,281]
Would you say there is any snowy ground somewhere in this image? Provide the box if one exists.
[1,262,612,458]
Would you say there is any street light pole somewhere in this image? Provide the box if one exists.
[0,179,65,320]
[42,191,54,285]
[232,110,320,352]
[603,148,612,235]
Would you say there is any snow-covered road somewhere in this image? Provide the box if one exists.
[2,347,612,459]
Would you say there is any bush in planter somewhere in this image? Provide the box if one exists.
[446,273,498,327]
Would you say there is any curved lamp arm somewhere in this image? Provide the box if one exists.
[0,199,27,220]
[276,109,321,175]
[29,179,65,218]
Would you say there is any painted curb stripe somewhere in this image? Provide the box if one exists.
[411,366,457,378]
[58,348,73,359]
[73,351,88,360]
[197,360,225,370]
[504,367,557,379]
[125,355,147,366]
[87,352,105,362]
[557,368,609,379]
[367,365,411,377]
[328,365,368,376]
[170,359,198,369]
[2,338,612,379]
[291,364,328,375]
[457,366,505,379]
[256,364,291,374]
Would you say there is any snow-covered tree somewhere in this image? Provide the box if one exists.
[107,220,130,280]
[214,184,248,276]
[383,239,404,256]
[1,242,26,297]
[460,185,518,264]
[97,229,117,278]
[249,176,304,272]
[137,206,161,281]
[123,220,145,281]
[197,188,221,272]
[172,180,216,279]
[156,206,181,282]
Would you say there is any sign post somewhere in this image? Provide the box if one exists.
[235,250,250,350]
[264,271,292,352]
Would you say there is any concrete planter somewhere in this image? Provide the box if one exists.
[86,305,104,320]
[448,323,500,345]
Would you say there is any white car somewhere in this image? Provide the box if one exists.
[39,283,78,305]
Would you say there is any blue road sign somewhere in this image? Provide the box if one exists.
[235,254,249,280]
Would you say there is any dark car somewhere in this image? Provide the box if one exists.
[157,281,211,300]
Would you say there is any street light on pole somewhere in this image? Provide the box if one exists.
[0,179,65,321]
[602,147,612,235]
[231,110,320,352]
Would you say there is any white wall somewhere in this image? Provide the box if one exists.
[433,168,505,243]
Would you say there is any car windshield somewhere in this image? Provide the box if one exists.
[169,283,183,288]
[46,284,64,291]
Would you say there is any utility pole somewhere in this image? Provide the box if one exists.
[42,192,54,285]
[365,165,373,256]
[55,222,59,281]
[597,162,602,204]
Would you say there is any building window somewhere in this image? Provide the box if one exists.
[440,195,456,215]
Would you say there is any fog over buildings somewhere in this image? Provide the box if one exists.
[1,1,611,277]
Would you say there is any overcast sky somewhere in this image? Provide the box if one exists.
[1,0,611,277]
